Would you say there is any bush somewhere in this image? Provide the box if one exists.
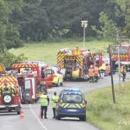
[0,51,27,68]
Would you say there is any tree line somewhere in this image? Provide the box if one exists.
[0,0,130,51]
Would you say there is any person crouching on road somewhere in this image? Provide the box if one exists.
[51,92,59,118]
[39,92,49,119]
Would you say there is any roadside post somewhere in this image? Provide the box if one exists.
[109,45,116,104]
[118,45,121,84]
[116,28,121,84]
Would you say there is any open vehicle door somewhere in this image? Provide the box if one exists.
[22,77,36,103]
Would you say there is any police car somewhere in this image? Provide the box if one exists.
[55,88,87,121]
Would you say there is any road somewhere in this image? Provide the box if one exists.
[0,73,130,130]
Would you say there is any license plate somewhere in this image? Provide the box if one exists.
[68,109,77,112]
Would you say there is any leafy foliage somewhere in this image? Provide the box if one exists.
[0,0,23,52]
[0,0,130,50]
[0,52,27,68]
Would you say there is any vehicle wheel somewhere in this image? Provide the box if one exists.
[56,115,61,120]
[80,115,86,121]
[60,82,63,86]
[8,109,12,112]
[17,111,20,115]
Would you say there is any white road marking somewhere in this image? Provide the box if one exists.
[29,104,48,130]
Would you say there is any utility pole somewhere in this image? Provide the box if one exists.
[81,20,88,47]
[116,28,121,84]
[109,45,116,104]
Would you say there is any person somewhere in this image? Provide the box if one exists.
[38,81,47,94]
[88,65,94,83]
[39,92,49,119]
[120,65,126,82]
[51,92,59,118]
[94,65,99,82]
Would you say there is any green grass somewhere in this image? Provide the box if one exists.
[87,82,130,130]
[9,39,112,64]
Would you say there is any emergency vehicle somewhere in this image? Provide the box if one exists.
[57,47,103,80]
[12,62,63,103]
[12,63,41,103]
[111,43,130,71]
[56,88,87,121]
[41,66,63,88]
[0,75,21,114]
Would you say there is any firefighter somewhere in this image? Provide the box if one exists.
[88,65,94,82]
[39,91,49,119]
[51,92,59,118]
[120,65,126,82]
[38,81,47,94]
[99,63,106,78]
[94,65,99,82]
[105,64,110,76]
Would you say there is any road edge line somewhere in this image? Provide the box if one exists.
[29,104,48,130]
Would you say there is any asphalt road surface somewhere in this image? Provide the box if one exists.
[0,73,130,130]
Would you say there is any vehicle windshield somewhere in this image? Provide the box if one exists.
[62,94,83,103]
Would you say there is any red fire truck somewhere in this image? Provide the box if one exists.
[12,63,42,103]
[0,75,21,114]
[111,43,130,71]
[57,47,103,80]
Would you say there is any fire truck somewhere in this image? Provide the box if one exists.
[0,75,21,114]
[12,63,42,103]
[11,62,62,103]
[111,43,130,71]
[41,66,64,87]
[57,47,103,80]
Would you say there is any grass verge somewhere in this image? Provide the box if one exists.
[87,81,130,130]
[9,39,112,64]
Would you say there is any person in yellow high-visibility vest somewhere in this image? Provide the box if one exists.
[39,92,49,119]
[51,92,59,118]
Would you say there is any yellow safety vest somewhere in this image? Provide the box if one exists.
[39,95,48,106]
[51,95,59,108]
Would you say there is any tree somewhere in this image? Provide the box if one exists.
[115,0,130,37]
[0,0,23,52]
[99,12,116,39]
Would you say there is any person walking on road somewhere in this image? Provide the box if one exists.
[39,92,49,119]
[51,92,59,118]
[120,65,126,82]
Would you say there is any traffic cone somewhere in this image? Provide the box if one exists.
[20,111,24,119]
